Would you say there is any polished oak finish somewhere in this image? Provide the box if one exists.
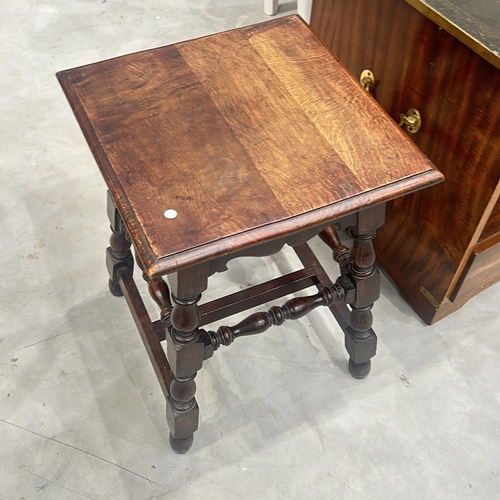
[57,16,442,452]
[311,0,500,324]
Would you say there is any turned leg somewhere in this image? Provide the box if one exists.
[165,264,208,454]
[319,224,350,272]
[106,191,133,296]
[345,205,385,379]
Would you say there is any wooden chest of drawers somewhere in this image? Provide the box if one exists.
[311,0,500,324]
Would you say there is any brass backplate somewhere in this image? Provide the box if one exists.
[399,108,422,133]
[359,69,375,92]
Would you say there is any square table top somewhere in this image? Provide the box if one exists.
[57,15,443,278]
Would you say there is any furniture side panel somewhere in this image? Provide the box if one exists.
[311,0,500,305]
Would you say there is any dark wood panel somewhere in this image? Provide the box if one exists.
[311,0,500,321]
[405,0,500,70]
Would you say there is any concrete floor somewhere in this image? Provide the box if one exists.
[2,1,500,498]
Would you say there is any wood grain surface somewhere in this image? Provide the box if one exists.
[58,15,442,277]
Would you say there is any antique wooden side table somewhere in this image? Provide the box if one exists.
[57,16,442,453]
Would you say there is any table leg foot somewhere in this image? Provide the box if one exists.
[169,433,194,454]
[108,277,123,297]
[348,358,371,379]
[166,376,200,454]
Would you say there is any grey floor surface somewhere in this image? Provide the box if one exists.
[1,1,500,499]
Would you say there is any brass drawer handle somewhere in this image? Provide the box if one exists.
[399,108,421,134]
[360,69,421,134]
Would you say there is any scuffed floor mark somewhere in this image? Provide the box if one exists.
[17,328,77,351]
[34,463,66,493]
[21,467,98,500]
[0,418,159,485]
